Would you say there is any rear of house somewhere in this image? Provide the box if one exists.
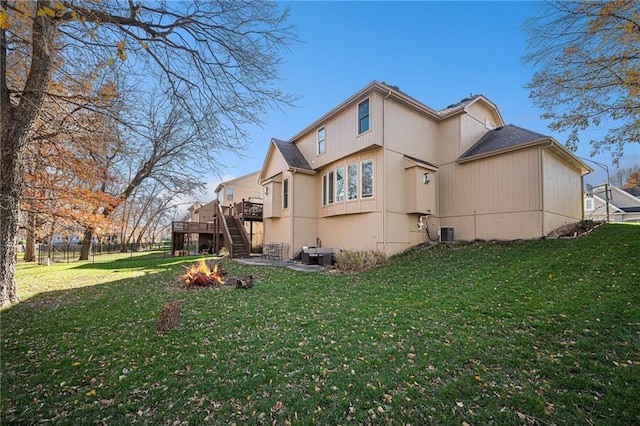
[259,81,590,259]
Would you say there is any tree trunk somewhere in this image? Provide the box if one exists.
[1,1,58,305]
[79,227,93,261]
[23,211,36,262]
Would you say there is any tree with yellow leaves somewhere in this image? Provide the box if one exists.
[0,0,296,306]
[523,0,639,164]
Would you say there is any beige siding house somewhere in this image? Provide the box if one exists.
[214,171,264,249]
[258,81,591,258]
[584,185,640,223]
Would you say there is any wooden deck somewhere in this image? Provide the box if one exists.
[171,222,217,233]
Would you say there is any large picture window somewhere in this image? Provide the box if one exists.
[347,163,358,200]
[361,160,373,198]
[317,127,326,155]
[358,99,369,134]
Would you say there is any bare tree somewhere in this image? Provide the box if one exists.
[1,1,296,306]
[522,1,639,164]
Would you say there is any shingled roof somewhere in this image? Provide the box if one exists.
[272,138,314,172]
[459,124,548,160]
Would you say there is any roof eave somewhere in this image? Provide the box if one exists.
[457,138,550,163]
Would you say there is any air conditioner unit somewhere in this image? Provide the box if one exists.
[439,226,454,243]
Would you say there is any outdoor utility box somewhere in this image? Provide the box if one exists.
[440,227,454,243]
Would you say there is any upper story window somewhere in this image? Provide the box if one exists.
[317,127,326,155]
[584,197,594,211]
[226,187,234,202]
[358,99,369,134]
[283,178,289,209]
[361,160,373,198]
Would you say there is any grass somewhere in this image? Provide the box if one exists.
[2,224,639,425]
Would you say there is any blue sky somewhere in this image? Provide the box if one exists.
[202,0,639,200]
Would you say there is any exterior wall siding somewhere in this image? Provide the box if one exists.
[216,171,261,204]
[384,98,439,161]
[316,212,382,252]
[541,149,583,232]
[294,93,383,170]
[440,148,542,218]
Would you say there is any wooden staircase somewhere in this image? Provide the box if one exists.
[223,215,251,258]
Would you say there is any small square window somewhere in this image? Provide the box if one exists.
[584,198,594,211]
[317,127,326,155]
[358,99,369,134]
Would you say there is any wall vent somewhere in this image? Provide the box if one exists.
[440,227,454,243]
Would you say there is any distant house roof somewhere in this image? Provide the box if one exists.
[272,138,314,172]
[623,187,640,198]
[459,124,548,159]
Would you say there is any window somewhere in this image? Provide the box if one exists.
[584,197,594,211]
[347,163,358,200]
[317,127,326,155]
[336,167,345,202]
[283,178,289,209]
[226,187,234,202]
[361,160,373,198]
[328,171,334,204]
[358,99,370,134]
[322,174,327,206]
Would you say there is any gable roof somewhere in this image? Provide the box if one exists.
[459,124,548,159]
[258,138,315,183]
[592,184,640,209]
[458,124,591,174]
[272,138,314,172]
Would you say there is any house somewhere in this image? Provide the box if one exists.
[258,81,591,259]
[171,172,264,256]
[584,184,640,222]
[214,171,264,249]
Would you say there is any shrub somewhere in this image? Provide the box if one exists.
[334,249,388,272]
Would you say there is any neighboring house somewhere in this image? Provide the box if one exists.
[172,172,265,256]
[214,171,264,248]
[584,184,640,222]
[258,81,591,259]
[215,171,263,206]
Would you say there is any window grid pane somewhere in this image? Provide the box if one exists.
[322,174,327,206]
[361,160,373,198]
[318,127,326,155]
[328,171,334,204]
[283,178,289,209]
[358,99,370,134]
[347,163,358,200]
[336,167,345,202]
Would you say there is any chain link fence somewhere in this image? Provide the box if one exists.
[36,242,173,265]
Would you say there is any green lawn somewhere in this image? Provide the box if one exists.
[2,224,639,425]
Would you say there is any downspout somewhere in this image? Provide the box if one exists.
[290,169,295,260]
[382,90,392,251]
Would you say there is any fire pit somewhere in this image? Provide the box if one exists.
[179,259,254,289]
[180,259,227,287]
